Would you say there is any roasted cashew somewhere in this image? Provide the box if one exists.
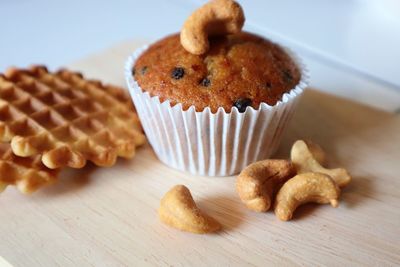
[0,182,6,193]
[180,0,245,55]
[236,159,296,212]
[291,140,351,188]
[158,185,221,234]
[304,140,326,165]
[274,172,340,221]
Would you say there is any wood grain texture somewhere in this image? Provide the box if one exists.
[0,41,399,267]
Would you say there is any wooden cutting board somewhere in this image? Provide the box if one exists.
[1,41,399,267]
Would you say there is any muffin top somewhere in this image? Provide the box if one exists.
[133,32,301,112]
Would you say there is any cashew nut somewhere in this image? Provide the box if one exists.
[274,172,340,221]
[304,140,326,165]
[236,159,296,212]
[158,185,221,234]
[291,140,351,188]
[180,0,245,55]
[0,182,6,193]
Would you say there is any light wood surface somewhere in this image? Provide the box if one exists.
[1,41,399,267]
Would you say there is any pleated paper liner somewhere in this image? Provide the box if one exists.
[125,45,309,176]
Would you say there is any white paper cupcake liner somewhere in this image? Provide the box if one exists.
[125,45,309,176]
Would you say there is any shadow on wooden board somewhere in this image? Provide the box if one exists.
[40,164,97,196]
[275,88,398,159]
[276,88,400,210]
[37,89,399,204]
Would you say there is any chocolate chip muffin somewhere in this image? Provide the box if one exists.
[125,0,308,176]
[133,32,301,113]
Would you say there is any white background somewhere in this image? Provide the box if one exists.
[1,0,399,111]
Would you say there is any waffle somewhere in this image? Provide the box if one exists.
[0,66,145,169]
[0,143,58,194]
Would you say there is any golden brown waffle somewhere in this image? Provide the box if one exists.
[0,143,58,194]
[0,66,145,169]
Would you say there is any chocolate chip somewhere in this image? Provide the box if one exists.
[191,64,201,71]
[282,69,293,83]
[141,66,148,75]
[233,98,252,112]
[131,68,136,76]
[171,67,185,80]
[200,77,211,87]
[265,82,272,90]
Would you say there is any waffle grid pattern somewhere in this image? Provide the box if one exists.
[0,143,57,193]
[0,66,145,169]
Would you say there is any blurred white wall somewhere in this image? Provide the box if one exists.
[0,0,399,93]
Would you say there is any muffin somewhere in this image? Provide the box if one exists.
[125,0,308,176]
[133,32,301,113]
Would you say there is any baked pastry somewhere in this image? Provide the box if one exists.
[125,0,308,176]
[134,32,301,112]
[0,143,58,194]
[0,66,145,169]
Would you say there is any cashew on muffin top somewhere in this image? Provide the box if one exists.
[133,33,301,112]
